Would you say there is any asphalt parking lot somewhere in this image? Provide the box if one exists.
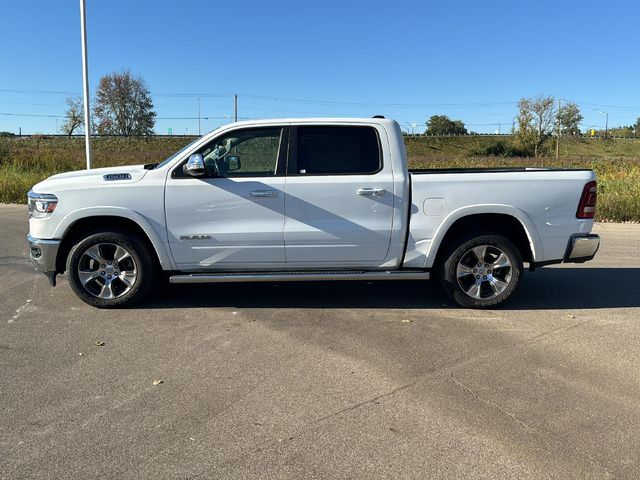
[2,203,640,479]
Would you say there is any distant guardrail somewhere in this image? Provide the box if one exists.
[0,134,200,139]
[404,133,640,140]
[3,133,640,140]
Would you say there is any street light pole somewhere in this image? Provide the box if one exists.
[596,110,608,139]
[79,0,92,169]
[556,98,561,160]
[233,94,238,122]
[404,122,417,136]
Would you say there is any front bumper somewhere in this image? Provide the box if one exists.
[564,234,600,263]
[27,234,61,286]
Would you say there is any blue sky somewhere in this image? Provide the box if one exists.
[2,0,639,134]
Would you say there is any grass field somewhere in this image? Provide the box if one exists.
[1,135,639,222]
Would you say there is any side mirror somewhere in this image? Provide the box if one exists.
[183,154,206,177]
[224,155,241,172]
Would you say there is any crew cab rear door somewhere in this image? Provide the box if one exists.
[283,125,395,265]
[164,126,288,270]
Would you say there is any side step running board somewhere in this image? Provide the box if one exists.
[169,270,430,284]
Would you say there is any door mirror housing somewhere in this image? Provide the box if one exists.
[224,155,241,172]
[183,154,206,177]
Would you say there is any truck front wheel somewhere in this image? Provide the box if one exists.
[439,234,523,308]
[66,230,156,308]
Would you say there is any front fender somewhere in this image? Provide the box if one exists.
[54,206,175,270]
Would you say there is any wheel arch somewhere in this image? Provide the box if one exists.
[54,209,173,273]
[426,207,541,269]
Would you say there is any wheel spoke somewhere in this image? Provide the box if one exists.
[472,245,487,264]
[114,245,131,264]
[488,276,509,295]
[491,252,511,270]
[465,281,482,299]
[98,282,115,299]
[456,263,475,279]
[119,271,136,287]
[78,269,101,286]
[84,245,106,264]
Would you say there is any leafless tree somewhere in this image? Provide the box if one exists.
[60,96,84,137]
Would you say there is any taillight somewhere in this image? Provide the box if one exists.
[576,181,597,219]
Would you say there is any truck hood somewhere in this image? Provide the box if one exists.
[32,165,150,193]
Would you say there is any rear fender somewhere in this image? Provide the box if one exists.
[424,205,542,269]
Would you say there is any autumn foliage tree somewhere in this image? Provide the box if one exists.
[93,71,156,136]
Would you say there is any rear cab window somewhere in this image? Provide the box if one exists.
[291,126,381,175]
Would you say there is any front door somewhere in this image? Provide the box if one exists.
[165,126,288,270]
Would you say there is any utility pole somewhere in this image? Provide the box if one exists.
[556,98,561,159]
[197,96,201,136]
[79,0,92,169]
[233,94,238,122]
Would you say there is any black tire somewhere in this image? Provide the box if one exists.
[66,230,156,308]
[439,234,523,308]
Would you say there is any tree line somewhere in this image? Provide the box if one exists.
[60,76,640,155]
[424,96,640,156]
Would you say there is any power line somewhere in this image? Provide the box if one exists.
[2,87,638,111]
[0,101,67,106]
[0,112,253,120]
[0,112,64,118]
[0,88,519,108]
[240,93,519,108]
[561,99,640,111]
[154,92,233,98]
[0,88,78,95]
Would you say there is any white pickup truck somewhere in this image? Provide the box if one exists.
[27,117,600,308]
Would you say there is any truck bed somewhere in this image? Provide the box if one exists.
[409,167,593,174]
[404,167,597,269]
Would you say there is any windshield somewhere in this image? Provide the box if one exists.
[154,137,202,169]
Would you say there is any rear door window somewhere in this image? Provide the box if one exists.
[294,126,381,175]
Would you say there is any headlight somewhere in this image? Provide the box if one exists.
[27,191,58,219]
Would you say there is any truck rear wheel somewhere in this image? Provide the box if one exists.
[439,234,523,308]
[66,230,156,308]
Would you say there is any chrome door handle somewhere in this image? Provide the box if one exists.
[250,190,277,198]
[357,188,385,196]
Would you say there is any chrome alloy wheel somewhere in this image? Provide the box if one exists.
[456,244,512,300]
[76,243,138,300]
